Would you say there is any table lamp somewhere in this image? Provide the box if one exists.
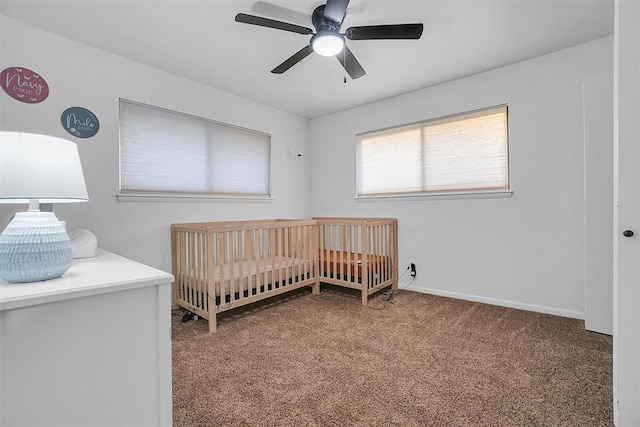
[0,131,89,283]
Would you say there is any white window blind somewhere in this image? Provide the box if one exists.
[356,105,509,197]
[119,99,271,198]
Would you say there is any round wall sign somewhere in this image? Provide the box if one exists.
[0,67,49,103]
[61,107,100,138]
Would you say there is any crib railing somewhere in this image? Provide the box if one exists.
[207,220,319,307]
[314,217,398,305]
[172,225,210,319]
[172,219,319,332]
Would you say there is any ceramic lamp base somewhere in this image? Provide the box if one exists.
[0,211,73,283]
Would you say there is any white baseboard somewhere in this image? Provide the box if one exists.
[399,283,585,320]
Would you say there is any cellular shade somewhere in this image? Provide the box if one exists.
[356,106,509,197]
[119,100,271,197]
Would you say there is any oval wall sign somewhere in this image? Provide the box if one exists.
[61,107,100,138]
[0,66,49,103]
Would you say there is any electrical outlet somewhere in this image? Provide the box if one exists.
[410,263,416,277]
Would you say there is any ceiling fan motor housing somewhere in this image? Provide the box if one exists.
[312,5,341,32]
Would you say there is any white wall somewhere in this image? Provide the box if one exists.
[310,36,613,318]
[0,16,311,272]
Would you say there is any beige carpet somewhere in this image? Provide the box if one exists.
[172,286,612,426]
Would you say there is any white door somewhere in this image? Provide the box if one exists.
[613,1,640,425]
[584,76,614,335]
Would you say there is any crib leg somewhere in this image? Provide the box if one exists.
[208,311,217,333]
[312,279,320,295]
[361,290,368,306]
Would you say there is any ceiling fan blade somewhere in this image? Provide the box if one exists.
[250,1,311,27]
[235,13,313,35]
[271,45,314,74]
[345,23,424,40]
[336,45,366,79]
[323,0,350,24]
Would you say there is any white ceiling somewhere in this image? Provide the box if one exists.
[0,0,613,119]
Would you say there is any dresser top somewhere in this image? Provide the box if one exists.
[0,249,174,311]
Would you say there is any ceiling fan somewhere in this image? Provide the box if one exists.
[235,0,424,79]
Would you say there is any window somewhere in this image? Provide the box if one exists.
[356,105,509,198]
[119,99,271,199]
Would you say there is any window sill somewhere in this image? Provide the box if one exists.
[116,193,274,203]
[355,189,513,201]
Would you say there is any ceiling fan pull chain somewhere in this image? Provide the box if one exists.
[343,48,347,83]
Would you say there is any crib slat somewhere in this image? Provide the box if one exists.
[346,225,352,283]
[293,226,299,283]
[234,231,239,299]
[254,229,260,293]
[276,227,283,286]
[311,223,320,294]
[171,227,179,309]
[319,225,325,278]
[377,226,381,286]
[262,228,268,292]
[176,231,183,304]
[380,225,386,283]
[299,225,303,282]
[361,221,369,305]
[222,231,228,301]
[308,225,312,279]
[256,228,263,294]
[268,227,274,286]
[237,231,242,298]
[182,232,189,306]
[295,226,301,284]
[384,224,390,282]
[302,225,308,279]
[190,232,195,306]
[285,226,290,284]
[217,231,226,305]
[270,228,276,289]
[187,232,194,307]
[194,232,199,305]
[291,225,296,282]
[373,226,379,287]
[178,231,184,304]
[206,228,217,332]
[298,225,309,282]
[338,225,343,280]
[373,227,378,284]
[247,229,254,296]
[202,231,209,312]
[199,232,204,307]
[332,225,338,280]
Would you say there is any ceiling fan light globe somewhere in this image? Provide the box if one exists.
[311,32,345,56]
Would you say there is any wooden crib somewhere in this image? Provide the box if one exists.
[171,217,398,332]
[171,219,319,332]
[314,217,398,305]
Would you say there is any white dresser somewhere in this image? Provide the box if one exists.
[0,249,174,427]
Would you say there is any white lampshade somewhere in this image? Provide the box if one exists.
[0,131,89,283]
[0,132,88,203]
[311,31,345,57]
